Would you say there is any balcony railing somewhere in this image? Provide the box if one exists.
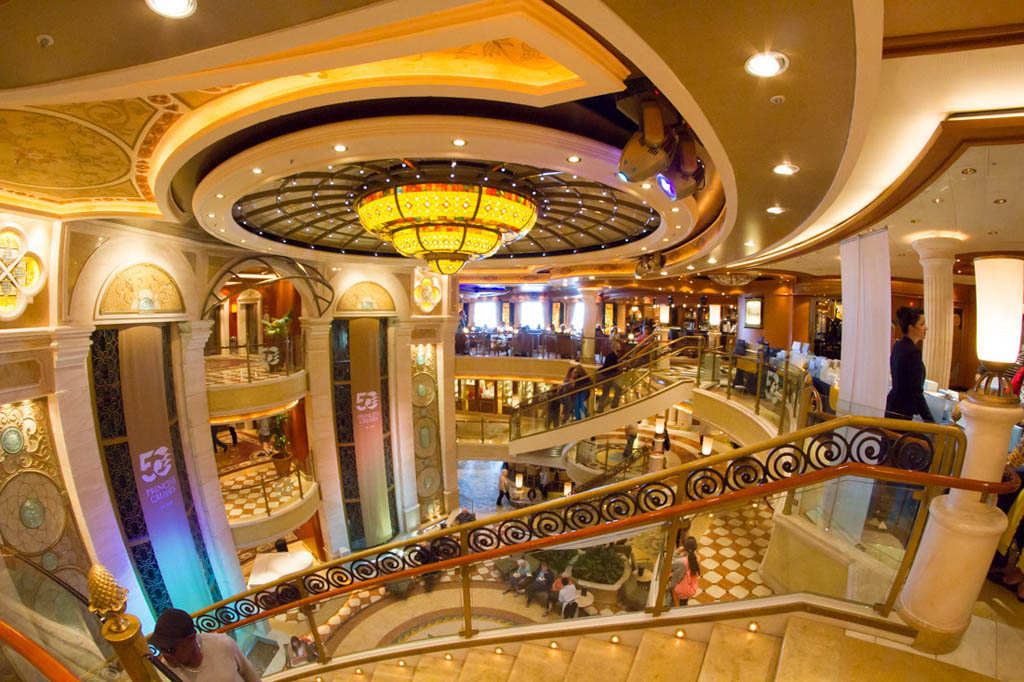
[204,334,304,386]
[456,329,621,360]
[221,456,316,521]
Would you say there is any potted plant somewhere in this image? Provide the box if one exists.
[261,310,292,370]
[269,413,292,475]
[570,544,631,610]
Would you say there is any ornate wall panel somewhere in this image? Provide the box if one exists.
[411,343,444,521]
[0,224,45,322]
[98,263,184,315]
[0,397,93,622]
[337,281,396,313]
[330,318,398,549]
[89,326,221,618]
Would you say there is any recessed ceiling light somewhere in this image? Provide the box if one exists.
[567,155,581,163]
[671,207,680,212]
[960,167,976,175]
[744,241,756,247]
[219,228,224,233]
[933,197,943,204]
[215,193,224,199]
[588,275,595,280]
[745,51,789,77]
[452,139,467,147]
[994,198,1007,204]
[334,144,347,152]
[207,213,215,218]
[772,163,799,175]
[708,257,717,264]
[663,237,669,242]
[910,218,921,223]
[766,206,786,214]
[641,247,647,251]
[146,0,196,18]
[687,265,695,270]
[660,270,668,276]
[641,182,652,189]
[251,168,263,174]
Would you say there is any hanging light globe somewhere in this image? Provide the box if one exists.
[356,182,536,275]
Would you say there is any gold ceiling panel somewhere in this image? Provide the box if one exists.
[35,99,157,148]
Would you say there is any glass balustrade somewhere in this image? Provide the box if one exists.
[204,333,304,386]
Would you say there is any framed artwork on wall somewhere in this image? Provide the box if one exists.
[744,297,763,329]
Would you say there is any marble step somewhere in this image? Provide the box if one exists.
[457,649,515,682]
[563,636,638,682]
[413,655,464,682]
[505,643,573,682]
[696,623,782,682]
[774,616,844,682]
[373,662,416,682]
[625,630,707,682]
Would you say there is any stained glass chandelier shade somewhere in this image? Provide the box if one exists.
[356,183,537,274]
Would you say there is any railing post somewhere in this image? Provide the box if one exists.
[458,530,477,638]
[724,354,733,400]
[876,485,940,617]
[649,508,686,616]
[261,477,271,517]
[695,341,703,385]
[754,358,764,414]
[87,565,160,682]
[778,352,791,435]
[295,580,329,664]
[245,346,253,383]
[296,464,305,498]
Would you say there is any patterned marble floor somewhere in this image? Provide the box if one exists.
[692,502,775,604]
[221,462,312,521]
[205,353,276,385]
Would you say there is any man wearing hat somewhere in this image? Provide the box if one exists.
[150,608,262,682]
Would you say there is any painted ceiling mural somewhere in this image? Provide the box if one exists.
[0,35,591,218]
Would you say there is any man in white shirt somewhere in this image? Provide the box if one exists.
[150,608,262,682]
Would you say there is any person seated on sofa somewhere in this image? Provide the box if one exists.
[522,562,555,606]
[503,558,531,594]
[544,574,577,617]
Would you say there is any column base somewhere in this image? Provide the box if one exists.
[402,502,422,533]
[894,494,1006,654]
[444,488,461,514]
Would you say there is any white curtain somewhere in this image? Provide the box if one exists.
[472,300,498,329]
[838,229,892,416]
[519,300,544,329]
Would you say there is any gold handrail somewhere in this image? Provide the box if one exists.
[190,413,966,626]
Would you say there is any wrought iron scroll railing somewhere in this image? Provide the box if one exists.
[188,415,967,639]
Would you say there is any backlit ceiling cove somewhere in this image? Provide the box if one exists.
[231,158,661,263]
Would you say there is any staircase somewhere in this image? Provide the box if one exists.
[323,616,994,682]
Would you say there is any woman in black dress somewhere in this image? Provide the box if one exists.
[885,306,933,422]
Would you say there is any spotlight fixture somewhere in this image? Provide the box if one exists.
[146,0,197,18]
[641,182,653,189]
[444,653,453,661]
[398,661,406,667]
[747,622,759,632]
[549,642,559,649]
[451,139,467,147]
[656,173,676,200]
[494,647,503,655]
[610,635,621,644]
[994,198,1007,204]
[772,163,799,175]
[961,167,976,175]
[675,629,686,638]
[745,52,789,77]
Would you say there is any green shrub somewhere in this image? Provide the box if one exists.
[572,545,625,584]
[530,549,575,574]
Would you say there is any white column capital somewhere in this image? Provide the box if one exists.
[912,237,960,264]
[177,319,214,352]
[50,326,96,370]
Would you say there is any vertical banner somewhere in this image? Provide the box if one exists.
[119,326,211,613]
[349,318,393,546]
[838,229,892,416]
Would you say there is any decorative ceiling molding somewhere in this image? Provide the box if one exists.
[883,23,1024,58]
[708,273,757,288]
[746,114,1024,268]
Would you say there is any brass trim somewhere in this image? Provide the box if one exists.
[883,23,1024,59]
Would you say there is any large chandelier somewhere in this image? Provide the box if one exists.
[709,273,757,287]
[356,182,536,275]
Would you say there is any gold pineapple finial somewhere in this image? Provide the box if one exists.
[88,563,129,632]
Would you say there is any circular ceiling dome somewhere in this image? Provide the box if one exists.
[231,158,661,259]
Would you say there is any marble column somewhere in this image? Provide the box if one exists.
[580,288,601,363]
[896,396,1023,652]
[174,321,246,601]
[391,321,421,531]
[301,317,349,556]
[436,317,461,513]
[912,237,958,389]
[49,327,152,627]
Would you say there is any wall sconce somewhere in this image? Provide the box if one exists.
[515,473,524,489]
[701,435,714,456]
[655,416,666,435]
[563,481,572,496]
[972,257,1024,403]
[659,305,670,324]
[229,302,238,314]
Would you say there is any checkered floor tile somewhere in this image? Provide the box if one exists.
[691,501,775,604]
[220,462,312,521]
